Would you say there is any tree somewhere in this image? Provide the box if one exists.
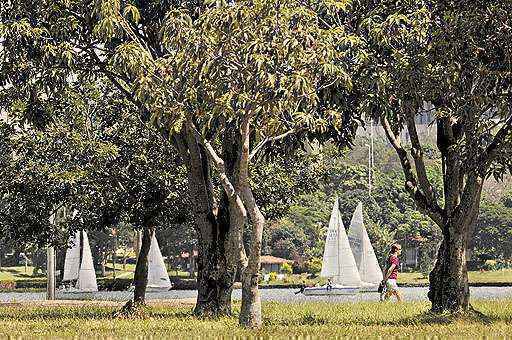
[0,72,186,307]
[354,0,512,313]
[471,197,512,261]
[0,0,236,316]
[1,1,361,323]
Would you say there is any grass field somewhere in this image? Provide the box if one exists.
[0,300,510,338]
[2,266,512,289]
[399,270,512,285]
[0,264,190,281]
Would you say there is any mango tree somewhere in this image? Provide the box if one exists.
[354,0,512,313]
[152,0,360,327]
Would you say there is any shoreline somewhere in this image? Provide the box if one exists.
[2,281,512,294]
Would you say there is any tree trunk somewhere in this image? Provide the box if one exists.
[239,186,264,328]
[134,230,141,258]
[428,219,471,313]
[240,269,262,327]
[194,232,235,316]
[133,226,154,305]
[193,199,236,317]
[101,257,106,277]
[179,126,240,317]
[188,246,196,278]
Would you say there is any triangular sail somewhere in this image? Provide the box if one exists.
[62,230,81,282]
[77,231,98,292]
[348,202,383,284]
[147,233,172,289]
[320,198,361,287]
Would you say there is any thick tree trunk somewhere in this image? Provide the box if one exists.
[133,226,154,305]
[183,128,237,317]
[194,245,235,316]
[428,220,471,313]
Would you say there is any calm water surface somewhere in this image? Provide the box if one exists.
[1,287,512,303]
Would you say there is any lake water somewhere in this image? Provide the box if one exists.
[1,286,512,303]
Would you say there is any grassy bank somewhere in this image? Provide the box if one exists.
[3,267,512,292]
[0,300,510,338]
[399,270,512,285]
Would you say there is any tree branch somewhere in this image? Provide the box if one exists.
[437,117,462,215]
[186,117,238,200]
[405,108,436,202]
[480,113,512,171]
[381,117,445,226]
[249,128,297,160]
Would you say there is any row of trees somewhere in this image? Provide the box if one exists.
[1,0,512,327]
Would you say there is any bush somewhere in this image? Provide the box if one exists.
[483,260,497,271]
[13,278,46,289]
[269,272,278,282]
[281,263,293,275]
[0,281,16,290]
[97,278,132,291]
[304,257,322,275]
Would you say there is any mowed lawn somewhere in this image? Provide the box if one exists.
[399,270,512,285]
[0,264,190,281]
[0,300,510,338]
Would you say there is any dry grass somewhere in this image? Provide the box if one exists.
[0,300,510,338]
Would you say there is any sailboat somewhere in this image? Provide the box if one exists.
[303,198,361,295]
[348,202,383,291]
[60,230,98,292]
[146,233,172,291]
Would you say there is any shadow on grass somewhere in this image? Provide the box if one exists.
[0,304,508,328]
[0,307,114,321]
[267,308,506,328]
[390,308,495,327]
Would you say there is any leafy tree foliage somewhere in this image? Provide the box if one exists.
[349,0,512,313]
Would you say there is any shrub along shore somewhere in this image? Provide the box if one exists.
[0,300,510,338]
[2,269,512,292]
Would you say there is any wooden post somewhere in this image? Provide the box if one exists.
[47,247,56,300]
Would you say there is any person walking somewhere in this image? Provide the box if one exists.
[380,243,403,302]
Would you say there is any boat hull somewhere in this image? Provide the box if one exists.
[128,285,172,292]
[302,285,360,296]
[146,285,172,292]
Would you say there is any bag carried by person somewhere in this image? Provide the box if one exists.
[377,281,386,293]
[378,254,392,293]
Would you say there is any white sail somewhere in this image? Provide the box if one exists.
[77,231,98,292]
[348,202,383,285]
[62,230,81,282]
[320,198,361,287]
[147,233,172,290]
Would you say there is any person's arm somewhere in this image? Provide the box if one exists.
[382,263,396,282]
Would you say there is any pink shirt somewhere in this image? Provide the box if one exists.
[388,255,399,280]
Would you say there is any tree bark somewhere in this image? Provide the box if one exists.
[239,185,264,328]
[101,257,106,277]
[188,246,195,278]
[237,117,264,328]
[428,219,470,313]
[133,226,154,305]
[181,128,237,317]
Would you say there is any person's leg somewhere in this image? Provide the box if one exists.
[392,290,403,302]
